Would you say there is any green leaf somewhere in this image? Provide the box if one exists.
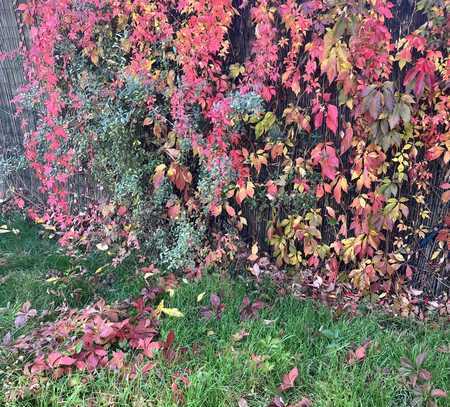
[398,103,411,124]
[255,112,276,139]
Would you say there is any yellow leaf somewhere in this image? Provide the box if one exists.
[156,300,164,316]
[95,264,109,274]
[156,300,184,318]
[230,63,245,79]
[197,292,206,303]
[91,50,99,65]
[161,307,184,318]
[431,250,441,261]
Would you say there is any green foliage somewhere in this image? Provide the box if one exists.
[145,215,205,273]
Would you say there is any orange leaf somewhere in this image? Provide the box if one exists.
[425,145,443,161]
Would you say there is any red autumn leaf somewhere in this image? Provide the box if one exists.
[30,356,48,374]
[99,324,116,339]
[109,351,125,369]
[163,330,176,361]
[326,104,338,134]
[266,180,278,200]
[15,197,25,209]
[117,206,127,216]
[47,352,77,367]
[236,187,247,206]
[311,143,339,181]
[333,176,348,204]
[279,367,298,392]
[166,201,181,219]
[314,111,323,129]
[340,125,353,155]
[210,202,222,217]
[405,265,413,280]
[47,352,62,367]
[326,206,336,218]
[142,361,155,374]
[140,338,161,358]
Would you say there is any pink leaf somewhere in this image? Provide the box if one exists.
[57,356,77,366]
[314,111,323,129]
[354,345,366,360]
[47,352,62,367]
[431,389,447,398]
[279,367,298,392]
[142,361,155,374]
[326,104,338,134]
[109,351,125,370]
[340,125,353,155]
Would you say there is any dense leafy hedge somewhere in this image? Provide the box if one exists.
[14,0,449,299]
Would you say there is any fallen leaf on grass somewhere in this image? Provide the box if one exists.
[279,367,298,392]
[15,301,37,328]
[240,296,265,320]
[47,352,77,367]
[431,389,447,398]
[2,331,12,346]
[290,398,312,407]
[268,396,285,407]
[232,330,249,342]
[96,243,109,251]
[156,300,184,318]
[238,398,249,407]
[437,345,450,353]
[346,340,371,364]
[200,293,224,320]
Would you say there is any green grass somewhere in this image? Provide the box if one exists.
[0,215,449,406]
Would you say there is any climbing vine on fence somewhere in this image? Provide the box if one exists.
[10,0,450,302]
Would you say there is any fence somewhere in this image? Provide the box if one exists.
[0,0,448,296]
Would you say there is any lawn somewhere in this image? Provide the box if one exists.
[0,216,448,407]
